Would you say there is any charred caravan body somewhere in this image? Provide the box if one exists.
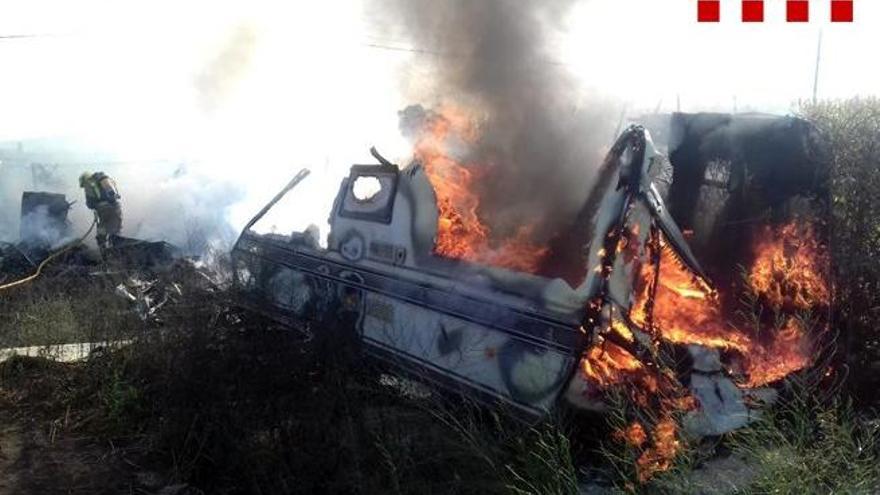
[232,116,826,423]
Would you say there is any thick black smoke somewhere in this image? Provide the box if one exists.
[378,0,617,241]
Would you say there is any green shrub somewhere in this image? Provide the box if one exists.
[503,423,579,495]
[800,98,880,402]
[101,367,145,430]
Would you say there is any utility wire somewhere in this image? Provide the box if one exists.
[0,30,572,67]
[0,32,75,40]
[360,40,569,67]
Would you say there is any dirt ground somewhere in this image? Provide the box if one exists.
[0,388,159,495]
[0,416,22,494]
[0,411,130,494]
[0,358,190,495]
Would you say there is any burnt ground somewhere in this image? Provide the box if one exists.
[0,273,801,495]
[0,264,593,495]
[0,261,225,494]
[0,256,878,494]
[0,410,141,495]
[0,357,151,495]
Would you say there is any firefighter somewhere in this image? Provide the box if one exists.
[78,171,122,251]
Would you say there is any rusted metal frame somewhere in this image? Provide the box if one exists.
[580,126,648,335]
[643,223,662,339]
[576,126,657,384]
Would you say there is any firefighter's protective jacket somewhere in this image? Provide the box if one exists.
[83,172,120,210]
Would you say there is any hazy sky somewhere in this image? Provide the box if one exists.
[0,0,880,151]
[0,1,875,142]
[0,0,875,236]
[561,0,878,111]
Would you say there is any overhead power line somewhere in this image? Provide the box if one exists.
[0,33,73,40]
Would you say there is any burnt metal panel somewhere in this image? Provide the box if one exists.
[234,233,586,354]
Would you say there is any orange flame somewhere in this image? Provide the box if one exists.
[581,339,645,389]
[636,416,681,483]
[749,222,830,311]
[411,105,549,272]
[580,220,828,482]
[631,248,752,355]
[739,316,811,388]
[614,421,647,448]
[627,222,826,387]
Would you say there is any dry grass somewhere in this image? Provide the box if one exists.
[0,272,139,348]
[0,267,584,494]
[724,376,880,494]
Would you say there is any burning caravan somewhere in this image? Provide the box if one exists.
[232,114,829,434]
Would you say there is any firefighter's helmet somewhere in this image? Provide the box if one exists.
[78,172,92,188]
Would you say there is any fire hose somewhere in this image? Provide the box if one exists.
[0,218,97,292]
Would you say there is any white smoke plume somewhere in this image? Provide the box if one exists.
[0,3,407,254]
[19,205,68,249]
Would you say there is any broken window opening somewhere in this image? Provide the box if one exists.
[352,176,383,203]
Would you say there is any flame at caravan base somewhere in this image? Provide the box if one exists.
[627,221,826,388]
[580,220,829,481]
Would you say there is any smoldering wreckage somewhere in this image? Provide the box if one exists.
[0,187,198,320]
[1,111,831,481]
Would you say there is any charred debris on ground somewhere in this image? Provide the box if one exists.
[0,256,593,494]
